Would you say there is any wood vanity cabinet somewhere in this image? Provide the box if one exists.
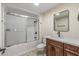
[46,38,79,56]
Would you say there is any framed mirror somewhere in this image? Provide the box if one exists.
[54,10,69,32]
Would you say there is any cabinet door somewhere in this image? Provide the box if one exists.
[46,44,63,56]
[55,46,63,56]
[46,44,56,56]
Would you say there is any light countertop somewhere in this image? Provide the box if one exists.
[46,36,79,47]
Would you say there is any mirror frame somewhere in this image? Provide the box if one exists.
[54,10,69,32]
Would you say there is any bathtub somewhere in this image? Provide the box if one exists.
[2,40,38,56]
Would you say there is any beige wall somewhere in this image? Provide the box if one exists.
[39,4,79,41]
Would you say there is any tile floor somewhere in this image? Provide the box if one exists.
[22,48,46,56]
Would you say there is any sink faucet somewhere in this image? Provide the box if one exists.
[57,32,61,37]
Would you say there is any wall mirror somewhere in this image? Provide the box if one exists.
[54,10,69,32]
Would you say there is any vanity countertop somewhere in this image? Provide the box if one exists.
[46,36,79,47]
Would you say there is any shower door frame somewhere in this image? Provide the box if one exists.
[4,12,39,47]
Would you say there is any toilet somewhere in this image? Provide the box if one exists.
[36,43,46,55]
[36,38,46,49]
[36,43,46,49]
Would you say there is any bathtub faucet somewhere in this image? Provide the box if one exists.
[0,48,6,54]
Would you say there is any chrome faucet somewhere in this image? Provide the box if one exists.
[57,32,61,37]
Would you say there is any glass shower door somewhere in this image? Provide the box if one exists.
[5,13,38,47]
[26,17,38,42]
[5,14,27,47]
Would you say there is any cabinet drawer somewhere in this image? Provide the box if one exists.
[77,47,79,53]
[64,43,78,52]
[64,50,79,56]
[47,38,63,48]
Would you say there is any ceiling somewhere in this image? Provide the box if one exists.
[4,3,59,16]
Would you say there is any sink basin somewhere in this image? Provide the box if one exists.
[50,35,64,39]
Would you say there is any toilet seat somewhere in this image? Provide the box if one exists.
[36,43,46,48]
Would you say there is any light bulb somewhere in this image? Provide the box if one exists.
[56,13,59,15]
[34,3,39,6]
